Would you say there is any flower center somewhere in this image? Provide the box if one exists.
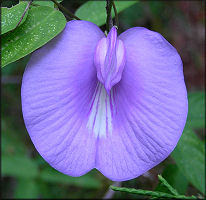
[94,27,126,94]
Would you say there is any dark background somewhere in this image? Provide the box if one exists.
[1,0,205,199]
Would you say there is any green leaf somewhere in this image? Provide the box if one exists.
[187,92,205,128]
[110,186,196,199]
[156,164,188,195]
[1,54,31,73]
[28,0,63,8]
[2,155,38,178]
[171,126,205,194]
[14,178,39,199]
[33,0,55,8]
[75,1,138,26]
[1,2,29,35]
[40,167,101,189]
[1,6,66,67]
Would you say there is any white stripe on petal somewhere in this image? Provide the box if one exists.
[87,83,113,138]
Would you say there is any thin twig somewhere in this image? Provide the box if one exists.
[50,0,80,20]
[13,0,33,30]
[106,0,113,33]
[111,0,119,28]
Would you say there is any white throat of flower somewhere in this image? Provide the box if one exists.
[87,83,115,138]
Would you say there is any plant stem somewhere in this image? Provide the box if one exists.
[111,0,119,28]
[158,175,179,196]
[50,0,80,20]
[106,0,113,33]
[110,186,197,199]
[14,0,33,29]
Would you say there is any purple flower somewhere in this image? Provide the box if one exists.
[21,20,188,181]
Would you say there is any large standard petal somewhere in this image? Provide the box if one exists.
[21,20,104,176]
[95,27,188,181]
[22,22,188,181]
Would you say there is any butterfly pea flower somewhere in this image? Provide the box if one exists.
[21,20,188,181]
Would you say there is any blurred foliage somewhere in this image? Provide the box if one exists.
[155,164,188,195]
[1,0,205,199]
[187,92,205,128]
[171,126,205,194]
[75,1,137,26]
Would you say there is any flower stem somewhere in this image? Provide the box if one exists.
[111,1,119,28]
[106,0,113,33]
[50,0,80,20]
